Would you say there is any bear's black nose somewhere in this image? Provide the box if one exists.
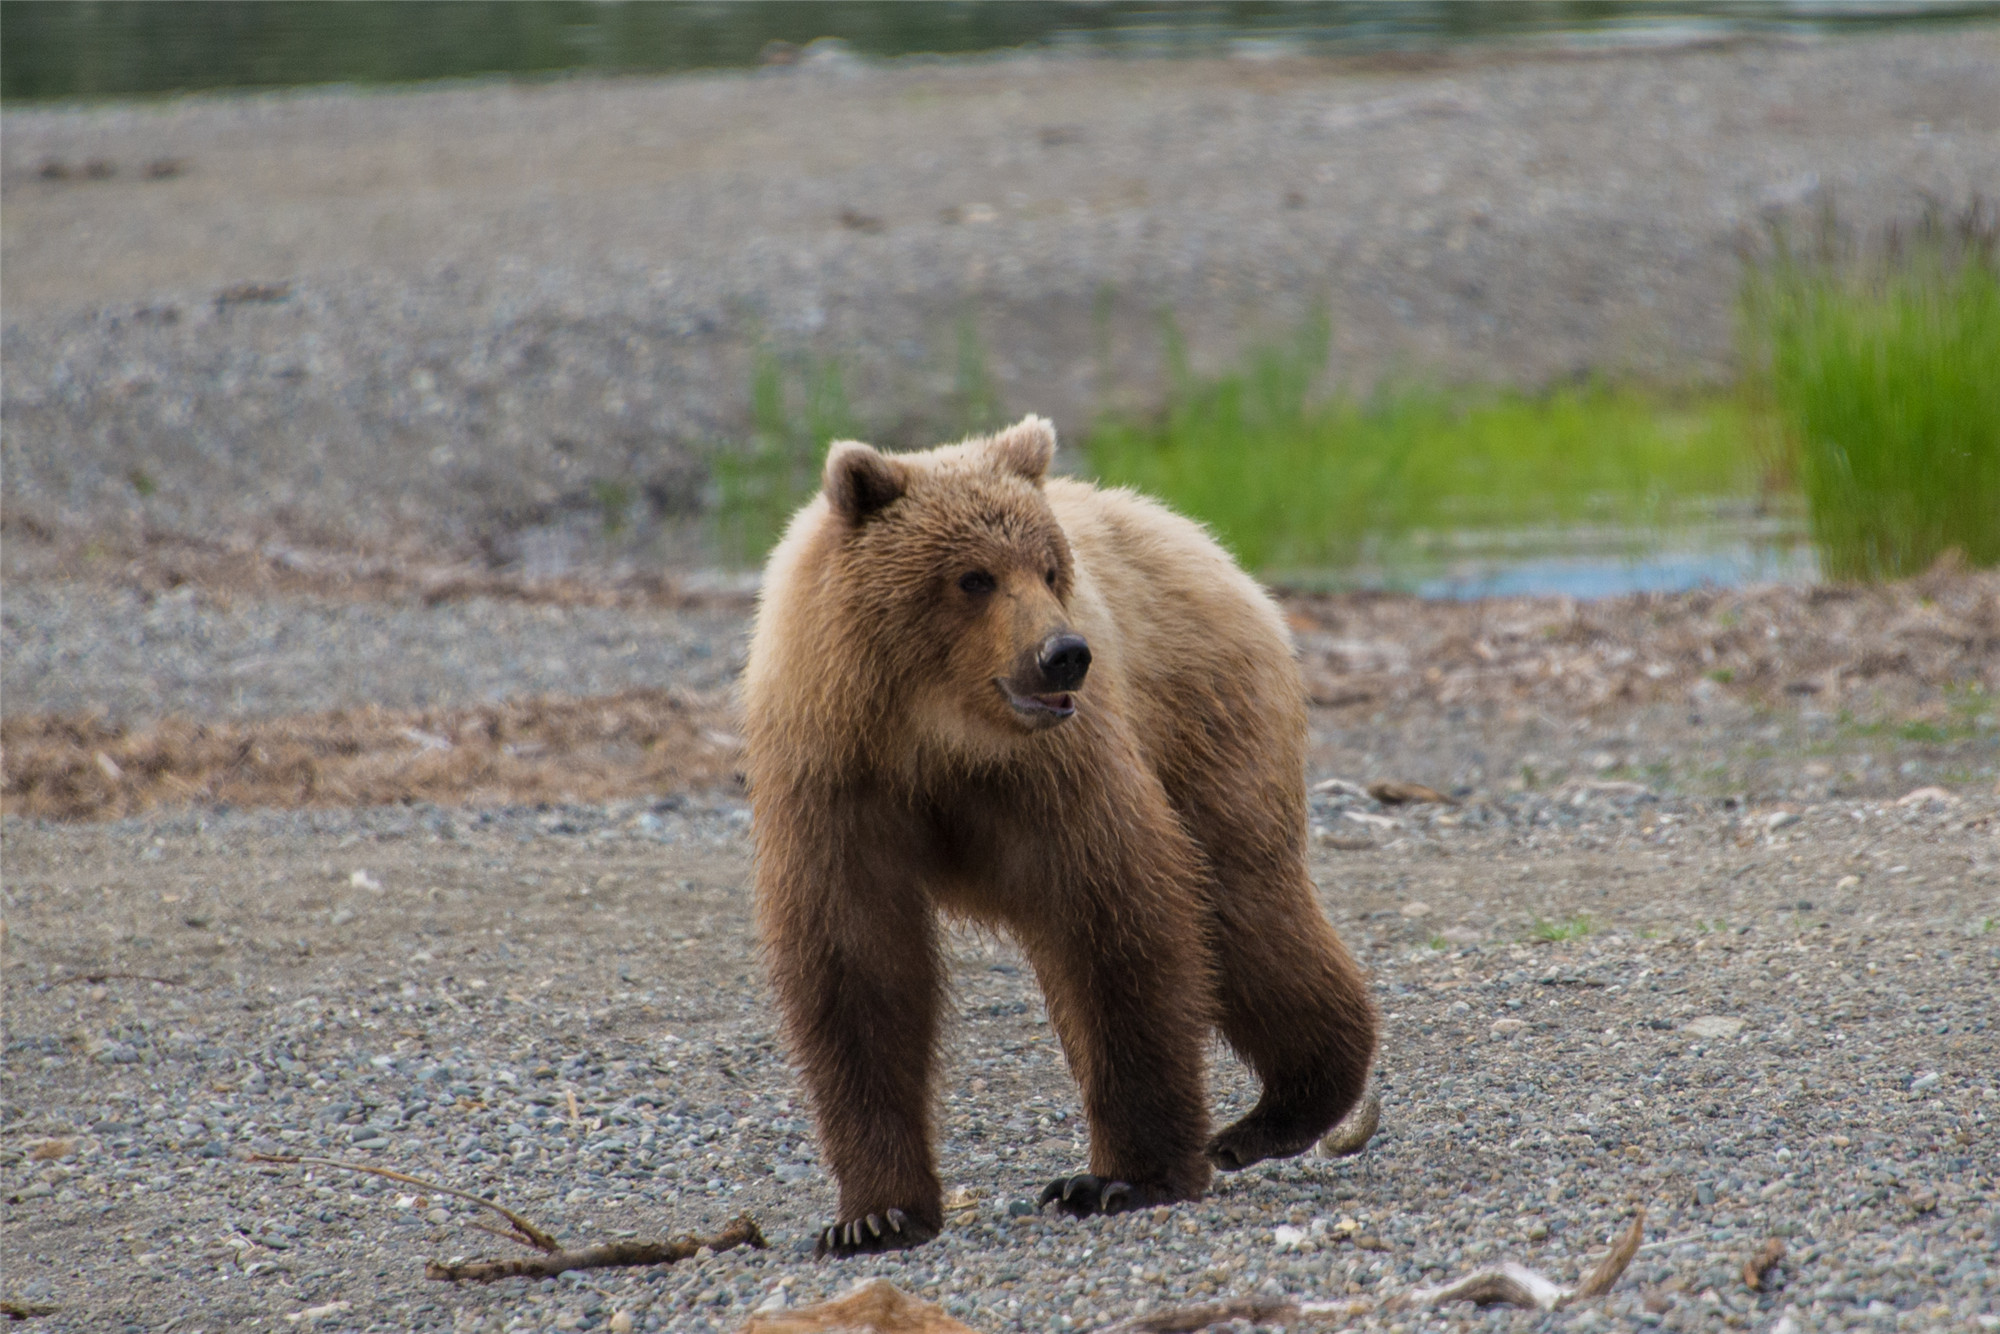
[1038,634,1092,691]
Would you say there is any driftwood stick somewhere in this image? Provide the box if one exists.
[1391,1262,1571,1313]
[52,971,184,987]
[247,1152,559,1253]
[1571,1208,1647,1301]
[1116,1211,1647,1331]
[1,1300,62,1320]
[1392,1208,1646,1312]
[427,1215,767,1283]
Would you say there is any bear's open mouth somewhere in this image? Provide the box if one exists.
[996,680,1077,720]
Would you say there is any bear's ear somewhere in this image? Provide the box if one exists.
[987,415,1056,484]
[824,441,907,523]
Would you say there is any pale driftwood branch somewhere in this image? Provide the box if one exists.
[427,1216,767,1283]
[247,1152,559,1253]
[1107,1211,1646,1332]
[1390,1208,1645,1313]
[1389,1261,1571,1313]
[1317,1090,1382,1158]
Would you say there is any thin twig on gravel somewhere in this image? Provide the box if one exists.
[246,1152,559,1252]
[1744,1237,1786,1291]
[426,1216,767,1283]
[1,1301,61,1321]
[247,1153,767,1284]
[1106,1211,1646,1331]
[1573,1208,1649,1298]
[50,971,184,987]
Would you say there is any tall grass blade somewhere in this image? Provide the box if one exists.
[1745,200,2000,580]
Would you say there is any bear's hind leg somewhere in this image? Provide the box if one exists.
[1202,865,1377,1171]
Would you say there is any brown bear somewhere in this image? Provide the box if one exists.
[742,416,1376,1258]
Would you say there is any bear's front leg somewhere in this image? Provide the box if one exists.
[756,805,945,1257]
[1014,800,1217,1218]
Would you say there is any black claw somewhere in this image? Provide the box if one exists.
[1040,1173,1168,1219]
[814,1210,940,1258]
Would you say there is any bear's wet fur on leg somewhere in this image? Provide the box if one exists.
[744,415,1378,1254]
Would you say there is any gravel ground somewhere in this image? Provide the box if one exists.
[6,31,2000,1331]
[6,28,1999,561]
[4,787,1996,1333]
[1,582,747,726]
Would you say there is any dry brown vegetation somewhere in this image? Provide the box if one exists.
[1,689,742,821]
[7,559,1998,822]
[1289,564,2000,717]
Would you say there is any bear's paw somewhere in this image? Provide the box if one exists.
[814,1207,938,1258]
[1037,1173,1182,1218]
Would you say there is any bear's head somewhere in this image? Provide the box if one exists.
[812,415,1088,742]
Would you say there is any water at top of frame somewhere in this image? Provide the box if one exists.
[4,0,1998,103]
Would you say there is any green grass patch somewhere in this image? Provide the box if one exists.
[710,315,1010,565]
[1744,201,2000,580]
[715,198,1997,583]
[1084,315,1765,575]
[1527,914,1596,944]
[709,348,857,565]
[1839,690,1992,745]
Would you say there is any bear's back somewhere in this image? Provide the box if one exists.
[1046,479,1306,777]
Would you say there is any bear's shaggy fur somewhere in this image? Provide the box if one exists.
[743,416,1376,1257]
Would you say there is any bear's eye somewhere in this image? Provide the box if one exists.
[958,570,996,596]
[1044,569,1059,589]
